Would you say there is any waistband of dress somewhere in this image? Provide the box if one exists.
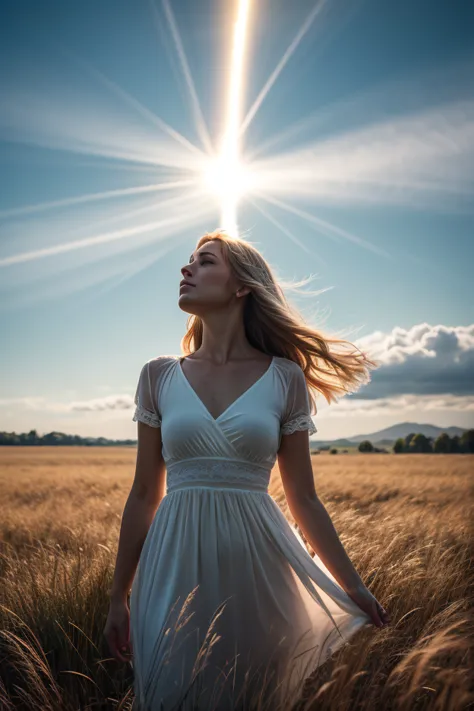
[166,481,269,494]
[165,458,271,494]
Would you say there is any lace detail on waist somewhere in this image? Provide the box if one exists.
[166,459,271,493]
[281,414,317,436]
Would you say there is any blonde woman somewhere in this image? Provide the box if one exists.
[104,229,390,710]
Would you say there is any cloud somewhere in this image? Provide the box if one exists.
[353,324,474,399]
[325,393,474,416]
[70,395,133,413]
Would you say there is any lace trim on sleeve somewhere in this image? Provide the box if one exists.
[132,405,162,428]
[281,414,317,436]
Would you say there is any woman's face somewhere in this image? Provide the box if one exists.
[179,240,240,315]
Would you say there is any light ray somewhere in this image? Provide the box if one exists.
[0,219,208,310]
[1,91,205,171]
[74,236,189,307]
[0,180,196,219]
[64,159,180,174]
[69,52,206,159]
[249,197,322,261]
[239,0,327,137]
[245,56,474,162]
[215,0,252,234]
[159,0,214,155]
[1,187,205,255]
[258,193,393,259]
[0,191,212,267]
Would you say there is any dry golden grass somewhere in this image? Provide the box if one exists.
[0,447,473,710]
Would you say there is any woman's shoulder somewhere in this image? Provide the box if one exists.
[273,355,302,375]
[144,354,179,375]
[272,356,305,392]
[147,354,179,363]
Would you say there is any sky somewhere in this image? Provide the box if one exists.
[0,0,473,441]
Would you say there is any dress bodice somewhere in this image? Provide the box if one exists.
[132,355,317,493]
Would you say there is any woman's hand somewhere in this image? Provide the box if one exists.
[103,599,134,663]
[346,583,391,628]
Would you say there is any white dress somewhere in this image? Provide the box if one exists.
[129,354,371,711]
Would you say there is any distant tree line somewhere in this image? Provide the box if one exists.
[357,430,474,454]
[2,428,473,453]
[0,429,136,447]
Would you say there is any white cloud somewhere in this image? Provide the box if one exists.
[322,393,474,416]
[354,324,474,399]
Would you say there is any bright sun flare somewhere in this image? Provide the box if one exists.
[202,157,252,204]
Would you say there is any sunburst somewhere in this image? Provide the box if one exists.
[0,0,472,294]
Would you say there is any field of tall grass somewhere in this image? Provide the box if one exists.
[0,447,472,710]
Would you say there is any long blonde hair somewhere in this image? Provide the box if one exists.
[181,229,380,414]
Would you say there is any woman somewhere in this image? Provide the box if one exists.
[104,229,390,711]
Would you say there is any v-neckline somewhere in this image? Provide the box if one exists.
[176,355,275,423]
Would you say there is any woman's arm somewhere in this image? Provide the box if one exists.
[109,422,166,603]
[286,492,364,592]
[277,430,364,593]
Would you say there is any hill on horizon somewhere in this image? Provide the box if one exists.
[312,422,468,445]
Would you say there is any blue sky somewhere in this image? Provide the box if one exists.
[0,0,473,441]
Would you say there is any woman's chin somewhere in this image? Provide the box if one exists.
[178,297,198,314]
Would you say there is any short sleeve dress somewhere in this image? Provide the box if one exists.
[129,355,371,711]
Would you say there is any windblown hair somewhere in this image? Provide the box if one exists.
[181,229,380,414]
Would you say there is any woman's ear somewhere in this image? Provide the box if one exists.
[236,286,251,297]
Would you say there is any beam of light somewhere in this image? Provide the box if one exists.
[239,0,327,137]
[203,0,252,235]
[159,0,214,155]
[1,227,199,311]
[3,185,207,254]
[67,52,206,159]
[0,180,196,219]
[1,88,206,171]
[57,235,192,311]
[62,158,185,174]
[79,248,174,305]
[248,197,320,260]
[257,193,394,259]
[244,55,473,162]
[0,191,214,267]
